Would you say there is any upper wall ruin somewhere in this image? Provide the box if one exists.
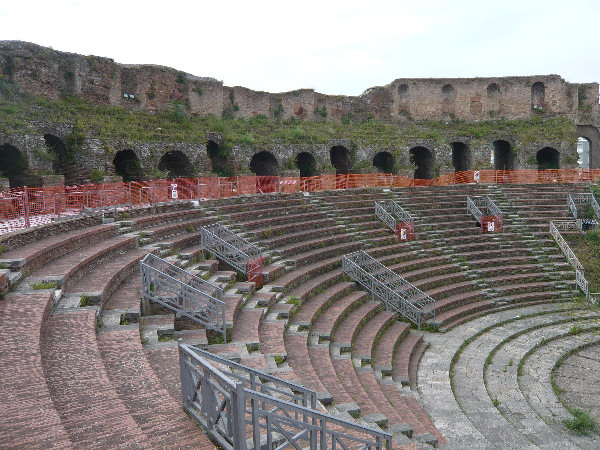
[1,41,598,126]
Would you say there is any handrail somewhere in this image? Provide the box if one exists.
[179,342,392,450]
[201,223,262,275]
[549,221,595,304]
[140,253,226,337]
[342,250,435,329]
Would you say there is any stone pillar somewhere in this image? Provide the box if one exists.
[0,178,9,191]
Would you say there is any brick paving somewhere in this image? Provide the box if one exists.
[42,310,149,447]
[97,328,214,448]
[0,292,73,448]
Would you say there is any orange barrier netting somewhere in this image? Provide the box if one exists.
[2,169,600,234]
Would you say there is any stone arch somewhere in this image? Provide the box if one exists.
[451,142,469,172]
[330,146,351,174]
[158,150,194,178]
[113,149,142,181]
[531,82,545,109]
[372,151,394,173]
[577,125,600,169]
[43,133,68,176]
[250,151,279,176]
[295,152,317,177]
[492,140,514,170]
[206,140,230,176]
[0,143,29,188]
[409,146,433,179]
[487,83,500,97]
[577,137,591,169]
[536,147,559,170]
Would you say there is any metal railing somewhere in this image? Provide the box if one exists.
[140,253,226,337]
[179,342,392,449]
[567,193,600,219]
[467,196,502,223]
[342,250,435,329]
[374,200,413,233]
[549,221,597,304]
[201,223,262,275]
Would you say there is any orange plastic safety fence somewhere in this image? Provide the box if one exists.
[3,169,600,234]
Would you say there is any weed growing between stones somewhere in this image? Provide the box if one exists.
[31,280,57,290]
[79,295,94,307]
[562,409,596,435]
[206,328,232,345]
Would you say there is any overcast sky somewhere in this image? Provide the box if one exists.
[0,0,598,96]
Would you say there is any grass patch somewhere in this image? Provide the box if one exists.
[207,328,232,345]
[31,280,57,290]
[79,295,95,307]
[158,334,175,342]
[562,408,596,435]
[273,355,285,366]
[246,343,260,353]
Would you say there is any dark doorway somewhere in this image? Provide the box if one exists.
[330,146,351,174]
[44,133,68,176]
[0,144,28,188]
[409,146,433,179]
[158,150,194,178]
[452,142,469,172]
[536,147,559,170]
[295,152,317,177]
[373,151,394,173]
[207,140,231,176]
[492,140,514,170]
[250,151,279,176]
[113,149,142,181]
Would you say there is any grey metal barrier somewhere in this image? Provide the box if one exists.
[342,250,435,329]
[140,253,226,338]
[179,342,392,449]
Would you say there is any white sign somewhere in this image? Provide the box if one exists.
[400,228,407,240]
[474,171,480,183]
[171,183,178,199]
[487,221,495,232]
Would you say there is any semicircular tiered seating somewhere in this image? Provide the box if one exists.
[1,183,599,448]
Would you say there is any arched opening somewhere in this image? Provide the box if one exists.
[295,152,317,177]
[372,151,394,173]
[492,140,514,170]
[113,149,142,181]
[487,83,500,97]
[536,147,559,170]
[531,82,545,109]
[330,146,351,174]
[250,151,279,176]
[451,142,469,172]
[158,150,194,178]
[207,140,231,176]
[409,146,433,179]
[442,84,455,97]
[44,133,68,175]
[577,137,591,169]
[0,144,29,188]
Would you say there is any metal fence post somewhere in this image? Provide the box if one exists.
[233,382,248,450]
[23,186,30,228]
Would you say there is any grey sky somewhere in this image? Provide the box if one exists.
[0,0,598,96]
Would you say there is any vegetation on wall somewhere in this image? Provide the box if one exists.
[0,76,579,157]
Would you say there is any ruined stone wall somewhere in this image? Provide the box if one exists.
[1,41,597,125]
